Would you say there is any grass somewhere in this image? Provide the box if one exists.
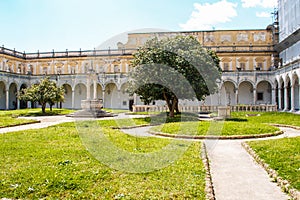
[97,118,150,128]
[247,137,300,191]
[231,111,300,127]
[0,108,74,128]
[0,120,206,199]
[0,116,37,128]
[151,121,279,136]
[0,108,74,117]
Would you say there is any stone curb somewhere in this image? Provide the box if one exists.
[148,130,284,140]
[268,123,300,130]
[242,142,300,200]
[110,124,150,129]
[201,142,215,200]
[0,120,41,129]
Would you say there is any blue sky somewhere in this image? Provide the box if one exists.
[0,0,277,52]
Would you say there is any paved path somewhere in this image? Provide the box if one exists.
[0,113,147,134]
[0,115,75,134]
[205,127,300,200]
[121,125,299,200]
[121,126,154,137]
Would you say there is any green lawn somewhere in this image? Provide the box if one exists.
[0,116,37,128]
[0,108,74,128]
[0,121,206,199]
[247,137,300,191]
[151,121,279,136]
[231,111,300,127]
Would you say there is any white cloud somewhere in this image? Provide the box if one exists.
[241,0,277,8]
[256,11,271,18]
[179,0,237,31]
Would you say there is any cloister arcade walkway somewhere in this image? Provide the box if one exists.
[1,69,300,112]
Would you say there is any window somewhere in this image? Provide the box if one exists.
[122,101,127,106]
[43,67,48,75]
[257,63,263,70]
[57,67,62,74]
[223,63,229,71]
[240,63,246,70]
[257,92,263,101]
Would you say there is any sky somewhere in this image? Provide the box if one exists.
[0,0,278,52]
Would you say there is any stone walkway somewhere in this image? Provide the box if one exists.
[206,127,299,200]
[0,115,75,134]
[123,125,299,200]
[0,113,146,134]
[1,115,299,200]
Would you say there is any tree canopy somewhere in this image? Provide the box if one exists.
[18,77,65,113]
[127,35,221,117]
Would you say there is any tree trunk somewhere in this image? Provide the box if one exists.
[169,98,178,117]
[41,103,46,114]
[175,97,180,114]
[163,91,172,114]
[50,104,53,111]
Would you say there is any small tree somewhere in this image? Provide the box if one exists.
[127,35,221,117]
[18,77,65,113]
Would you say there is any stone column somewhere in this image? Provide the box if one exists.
[102,90,105,108]
[17,99,20,109]
[93,79,97,99]
[253,88,257,105]
[217,91,221,105]
[71,90,75,109]
[284,86,288,111]
[271,88,276,105]
[118,90,121,108]
[291,84,295,112]
[278,87,282,110]
[235,89,239,105]
[86,76,91,100]
[134,93,137,105]
[6,90,9,110]
[27,101,31,108]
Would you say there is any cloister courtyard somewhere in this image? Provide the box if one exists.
[0,108,299,199]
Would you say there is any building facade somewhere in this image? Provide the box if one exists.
[0,0,299,112]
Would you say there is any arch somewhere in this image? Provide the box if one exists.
[62,83,72,109]
[19,83,28,109]
[74,83,87,109]
[9,82,18,109]
[0,81,6,110]
[104,83,118,108]
[256,80,272,104]
[90,83,103,100]
[238,81,254,104]
[220,81,236,105]
[238,79,255,88]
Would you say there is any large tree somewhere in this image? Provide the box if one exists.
[18,77,65,113]
[127,35,221,117]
